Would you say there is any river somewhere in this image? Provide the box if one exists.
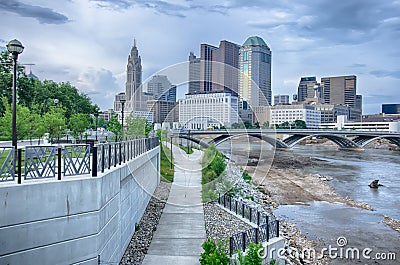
[218,142,400,264]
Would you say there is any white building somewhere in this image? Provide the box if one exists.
[319,115,400,132]
[270,104,321,128]
[179,92,239,130]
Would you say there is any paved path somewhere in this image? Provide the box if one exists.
[142,145,205,265]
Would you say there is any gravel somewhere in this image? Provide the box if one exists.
[119,181,171,265]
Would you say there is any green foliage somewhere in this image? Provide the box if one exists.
[202,144,227,202]
[200,239,230,265]
[69,113,90,139]
[242,170,252,184]
[231,122,245,129]
[106,116,122,137]
[125,114,152,138]
[293,119,307,129]
[42,108,66,139]
[160,145,174,182]
[234,243,263,265]
[261,122,270,129]
[269,259,277,265]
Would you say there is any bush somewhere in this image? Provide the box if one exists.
[200,238,230,265]
[242,171,252,183]
[234,243,263,265]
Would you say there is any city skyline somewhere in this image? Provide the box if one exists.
[1,1,399,114]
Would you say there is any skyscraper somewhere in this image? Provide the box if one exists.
[239,36,272,107]
[188,52,200,94]
[147,75,176,102]
[297,77,318,102]
[199,40,240,94]
[126,40,142,103]
[321,75,361,120]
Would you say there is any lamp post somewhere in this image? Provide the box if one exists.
[170,136,173,169]
[54,99,59,144]
[7,39,24,149]
[120,96,126,141]
[94,107,99,141]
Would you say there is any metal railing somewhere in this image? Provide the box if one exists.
[229,221,279,256]
[217,194,280,256]
[0,137,159,183]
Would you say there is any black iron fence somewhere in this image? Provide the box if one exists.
[217,194,280,256]
[229,220,279,256]
[0,137,159,184]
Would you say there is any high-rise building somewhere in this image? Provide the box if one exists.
[239,36,272,107]
[147,75,176,102]
[321,75,361,120]
[125,40,142,104]
[297,77,318,102]
[188,52,200,94]
[274,94,290,105]
[382,104,400,114]
[199,40,240,94]
[147,100,177,123]
[114,92,126,112]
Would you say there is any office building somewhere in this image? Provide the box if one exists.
[239,36,272,107]
[321,75,361,120]
[270,104,321,129]
[125,40,142,105]
[274,95,290,105]
[147,75,176,102]
[147,100,177,123]
[382,104,400,114]
[319,116,400,132]
[297,77,319,102]
[188,52,201,94]
[314,104,350,123]
[199,40,240,94]
[178,92,239,130]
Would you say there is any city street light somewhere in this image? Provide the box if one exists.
[94,106,100,141]
[120,96,126,141]
[7,39,24,149]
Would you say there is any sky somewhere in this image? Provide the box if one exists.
[0,0,399,114]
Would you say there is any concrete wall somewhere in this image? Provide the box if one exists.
[0,146,160,265]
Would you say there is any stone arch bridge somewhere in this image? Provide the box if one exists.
[172,129,400,151]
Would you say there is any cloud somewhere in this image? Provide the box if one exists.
[370,70,400,79]
[0,0,69,24]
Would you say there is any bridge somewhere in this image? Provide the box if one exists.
[172,129,400,150]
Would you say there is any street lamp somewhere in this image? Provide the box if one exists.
[7,39,24,149]
[120,96,126,141]
[94,106,99,141]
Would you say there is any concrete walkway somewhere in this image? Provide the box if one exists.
[142,145,205,265]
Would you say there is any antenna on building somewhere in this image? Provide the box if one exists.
[134,38,136,47]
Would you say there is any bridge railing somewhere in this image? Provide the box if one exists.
[0,137,159,184]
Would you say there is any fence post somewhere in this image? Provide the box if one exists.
[242,203,245,218]
[229,236,233,257]
[249,207,252,223]
[257,212,260,226]
[119,143,122,165]
[235,200,238,214]
[17,149,22,184]
[223,195,226,208]
[108,144,111,170]
[266,216,270,241]
[229,196,232,211]
[123,142,126,163]
[114,144,117,167]
[218,194,221,204]
[101,145,105,173]
[242,232,246,252]
[276,220,280,237]
[255,227,259,244]
[92,146,97,177]
[57,147,62,180]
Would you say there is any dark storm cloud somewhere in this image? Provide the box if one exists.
[370,70,400,79]
[0,0,69,24]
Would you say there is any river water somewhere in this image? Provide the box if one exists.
[218,142,400,264]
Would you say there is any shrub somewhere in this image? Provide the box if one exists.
[200,238,230,265]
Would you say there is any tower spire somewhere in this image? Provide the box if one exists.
[134,38,136,47]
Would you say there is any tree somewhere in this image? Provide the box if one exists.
[0,98,32,140]
[42,108,66,140]
[106,116,122,138]
[294,119,307,129]
[125,114,152,138]
[244,121,253,129]
[69,113,90,139]
[261,121,270,129]
[254,122,260,128]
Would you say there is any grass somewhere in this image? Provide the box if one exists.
[160,144,174,183]
[178,145,194,154]
[201,144,226,202]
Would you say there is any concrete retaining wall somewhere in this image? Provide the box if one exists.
[0,146,160,265]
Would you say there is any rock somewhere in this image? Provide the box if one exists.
[369,179,383,188]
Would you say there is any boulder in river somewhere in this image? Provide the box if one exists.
[369,180,383,189]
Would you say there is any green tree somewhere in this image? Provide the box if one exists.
[125,114,152,138]
[42,108,66,140]
[261,122,270,129]
[69,113,90,139]
[244,121,253,129]
[0,98,32,140]
[106,116,122,138]
[293,119,307,129]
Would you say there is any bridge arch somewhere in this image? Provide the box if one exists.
[283,134,361,149]
[353,135,400,148]
[178,135,210,148]
[210,133,289,149]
